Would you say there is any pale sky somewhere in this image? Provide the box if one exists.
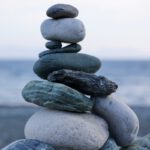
[0,0,150,59]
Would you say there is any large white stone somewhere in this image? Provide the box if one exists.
[93,96,139,147]
[40,18,85,43]
[25,109,109,150]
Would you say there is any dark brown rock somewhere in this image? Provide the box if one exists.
[48,69,118,96]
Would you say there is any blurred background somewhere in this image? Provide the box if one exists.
[0,0,150,148]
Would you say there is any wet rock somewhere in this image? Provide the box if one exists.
[93,96,139,147]
[45,41,62,49]
[34,53,101,79]
[2,139,55,150]
[39,44,81,57]
[48,69,118,96]
[41,18,85,43]
[25,109,109,150]
[46,4,79,19]
[22,80,93,112]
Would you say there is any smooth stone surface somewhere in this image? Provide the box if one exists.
[41,18,85,43]
[46,41,62,49]
[48,69,118,96]
[34,53,101,79]
[93,96,139,147]
[101,138,119,150]
[39,44,81,57]
[47,4,79,19]
[22,80,93,112]
[121,134,150,150]
[2,139,55,150]
[25,109,109,150]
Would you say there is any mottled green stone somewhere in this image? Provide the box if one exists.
[33,53,101,79]
[22,80,93,112]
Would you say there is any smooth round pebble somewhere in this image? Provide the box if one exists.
[41,18,85,43]
[22,80,93,113]
[2,139,55,150]
[34,53,101,79]
[93,96,139,147]
[47,4,79,19]
[25,109,109,150]
[46,41,62,49]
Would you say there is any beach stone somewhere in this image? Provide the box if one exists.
[45,41,62,49]
[121,134,150,150]
[93,96,139,147]
[2,139,55,150]
[34,53,101,79]
[46,4,79,19]
[39,44,81,57]
[48,69,118,96]
[22,80,93,112]
[25,109,109,150]
[41,18,85,43]
[101,138,119,150]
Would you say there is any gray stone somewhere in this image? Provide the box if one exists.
[46,4,79,19]
[41,18,85,43]
[2,139,55,150]
[101,138,119,150]
[93,96,139,147]
[121,134,150,150]
[33,53,101,79]
[25,109,109,150]
[39,44,81,57]
[48,69,118,96]
[22,80,93,112]
[45,41,62,49]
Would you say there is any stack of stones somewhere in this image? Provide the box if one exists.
[3,3,146,150]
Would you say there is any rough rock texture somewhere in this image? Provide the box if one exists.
[2,139,55,150]
[101,138,119,150]
[22,80,93,112]
[46,41,62,49]
[93,96,139,147]
[46,4,79,19]
[41,18,85,43]
[25,109,109,150]
[48,69,118,96]
[121,134,150,150]
[33,53,101,79]
[39,44,81,57]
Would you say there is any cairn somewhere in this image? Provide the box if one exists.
[2,4,141,150]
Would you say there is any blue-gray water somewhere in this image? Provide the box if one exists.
[0,60,150,106]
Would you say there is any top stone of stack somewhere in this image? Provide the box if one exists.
[46,4,79,19]
[41,4,85,43]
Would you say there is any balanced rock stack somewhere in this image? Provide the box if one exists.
[2,3,143,150]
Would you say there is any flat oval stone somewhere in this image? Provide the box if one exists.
[93,96,139,147]
[46,41,62,49]
[41,18,85,43]
[22,80,93,112]
[39,44,81,57]
[48,69,118,96]
[34,53,101,79]
[121,134,150,150]
[2,139,55,150]
[46,4,79,19]
[25,109,109,150]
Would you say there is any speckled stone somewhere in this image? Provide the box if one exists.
[2,139,55,150]
[25,109,109,150]
[22,80,93,112]
[41,18,85,43]
[46,4,79,19]
[93,96,139,147]
[33,53,101,79]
